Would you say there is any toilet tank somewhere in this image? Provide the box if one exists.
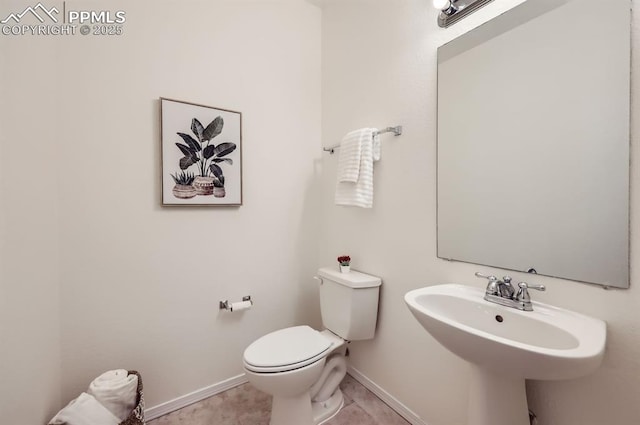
[317,267,382,341]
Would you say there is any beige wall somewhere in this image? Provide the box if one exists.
[1,0,322,416]
[320,0,640,424]
[56,0,322,407]
[0,35,62,423]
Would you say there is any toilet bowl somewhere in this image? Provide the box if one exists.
[243,268,381,425]
[244,326,346,425]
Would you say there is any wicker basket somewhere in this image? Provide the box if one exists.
[118,371,146,425]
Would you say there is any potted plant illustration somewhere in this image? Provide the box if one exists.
[174,116,236,197]
[337,255,351,273]
[170,171,196,199]
[209,163,226,198]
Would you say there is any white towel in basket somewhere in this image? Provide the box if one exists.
[88,369,138,422]
[49,392,120,425]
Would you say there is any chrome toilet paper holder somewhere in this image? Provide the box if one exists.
[219,295,252,311]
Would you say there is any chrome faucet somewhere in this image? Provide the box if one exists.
[475,272,545,311]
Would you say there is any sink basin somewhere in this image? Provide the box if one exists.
[405,283,606,425]
[405,283,606,380]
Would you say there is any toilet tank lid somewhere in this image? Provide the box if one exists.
[318,267,382,288]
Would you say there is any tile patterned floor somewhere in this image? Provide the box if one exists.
[148,374,410,425]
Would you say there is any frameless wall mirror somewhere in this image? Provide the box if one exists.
[437,0,631,288]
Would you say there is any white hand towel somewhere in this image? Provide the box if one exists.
[336,129,365,183]
[87,369,138,422]
[335,128,380,208]
[372,129,381,161]
[49,392,120,425]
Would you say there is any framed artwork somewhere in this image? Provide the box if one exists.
[161,98,242,206]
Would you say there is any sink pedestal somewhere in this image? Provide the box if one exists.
[405,284,606,425]
[468,365,529,425]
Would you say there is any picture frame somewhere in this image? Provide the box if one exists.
[160,98,243,206]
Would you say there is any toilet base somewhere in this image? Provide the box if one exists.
[313,388,344,424]
[271,391,314,425]
[266,385,345,425]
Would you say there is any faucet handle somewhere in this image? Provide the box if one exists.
[475,272,497,282]
[518,281,545,291]
[476,272,500,296]
[516,281,546,304]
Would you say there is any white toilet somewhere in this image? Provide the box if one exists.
[243,267,381,425]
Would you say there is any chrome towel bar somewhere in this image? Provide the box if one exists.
[322,125,402,154]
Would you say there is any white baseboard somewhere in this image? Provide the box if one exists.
[144,374,248,421]
[145,368,426,425]
[347,366,428,425]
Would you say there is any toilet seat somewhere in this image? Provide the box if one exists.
[244,325,332,373]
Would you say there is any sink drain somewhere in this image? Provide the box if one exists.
[495,315,504,322]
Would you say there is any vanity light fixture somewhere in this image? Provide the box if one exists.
[433,0,494,28]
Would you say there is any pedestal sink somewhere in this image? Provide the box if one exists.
[404,284,606,425]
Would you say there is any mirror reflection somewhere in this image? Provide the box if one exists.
[437,0,630,288]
